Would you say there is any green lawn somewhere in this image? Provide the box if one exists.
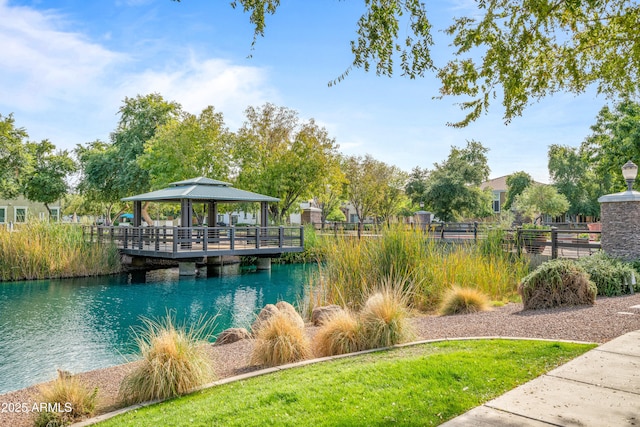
[99,339,595,427]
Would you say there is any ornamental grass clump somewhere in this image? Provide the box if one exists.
[118,314,215,405]
[518,259,596,310]
[251,311,312,367]
[576,252,638,296]
[314,310,363,357]
[33,370,98,427]
[439,286,491,315]
[359,283,414,349]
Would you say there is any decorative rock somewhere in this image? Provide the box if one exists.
[214,327,251,346]
[251,304,279,333]
[275,301,305,330]
[311,304,344,326]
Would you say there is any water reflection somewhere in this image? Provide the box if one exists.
[0,264,312,394]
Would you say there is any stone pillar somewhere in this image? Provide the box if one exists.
[598,190,640,260]
[256,257,271,270]
[179,261,197,276]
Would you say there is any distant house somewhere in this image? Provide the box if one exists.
[0,196,61,225]
[480,175,544,215]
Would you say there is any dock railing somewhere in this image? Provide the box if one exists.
[84,225,304,257]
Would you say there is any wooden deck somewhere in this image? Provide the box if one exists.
[86,225,304,259]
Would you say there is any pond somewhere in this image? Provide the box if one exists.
[0,264,314,394]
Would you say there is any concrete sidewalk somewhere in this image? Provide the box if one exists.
[441,330,640,426]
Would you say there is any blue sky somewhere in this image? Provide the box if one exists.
[1,0,610,183]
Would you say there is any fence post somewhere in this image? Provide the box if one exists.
[473,221,478,241]
[279,226,284,248]
[516,226,522,257]
[230,227,235,250]
[123,227,128,249]
[300,225,305,248]
[255,226,261,249]
[203,227,208,252]
[440,224,445,239]
[172,227,178,253]
[551,227,558,259]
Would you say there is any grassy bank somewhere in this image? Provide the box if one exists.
[309,226,529,311]
[97,339,594,427]
[0,222,121,281]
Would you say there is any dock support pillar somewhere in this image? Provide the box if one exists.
[179,262,197,276]
[256,257,271,270]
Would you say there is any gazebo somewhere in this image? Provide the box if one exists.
[86,177,303,275]
[121,176,279,228]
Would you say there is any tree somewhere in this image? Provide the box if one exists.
[423,140,492,222]
[548,145,600,220]
[376,166,410,225]
[313,158,348,228]
[405,166,429,207]
[235,103,340,224]
[581,99,640,194]
[75,140,126,225]
[138,106,233,189]
[0,113,32,199]
[76,94,182,224]
[503,172,533,211]
[205,1,640,126]
[23,140,76,217]
[514,184,570,223]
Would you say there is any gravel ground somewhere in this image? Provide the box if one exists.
[2,294,640,427]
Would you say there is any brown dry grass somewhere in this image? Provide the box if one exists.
[313,310,362,357]
[251,312,312,367]
[439,286,491,315]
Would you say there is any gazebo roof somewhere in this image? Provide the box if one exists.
[121,177,280,203]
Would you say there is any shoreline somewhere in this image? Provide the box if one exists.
[2,295,640,427]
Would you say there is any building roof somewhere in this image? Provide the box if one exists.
[480,175,510,192]
[480,174,545,192]
[121,177,280,203]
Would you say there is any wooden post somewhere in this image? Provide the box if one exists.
[473,221,478,241]
[123,227,128,249]
[279,226,284,248]
[230,227,235,250]
[172,227,178,254]
[300,225,305,248]
[516,226,522,257]
[133,201,142,227]
[551,227,558,259]
[255,226,261,249]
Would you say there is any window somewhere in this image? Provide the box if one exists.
[492,192,500,213]
[0,207,5,223]
[50,208,60,222]
[350,214,359,223]
[231,215,238,225]
[15,207,27,223]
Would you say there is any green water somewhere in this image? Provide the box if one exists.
[0,264,314,394]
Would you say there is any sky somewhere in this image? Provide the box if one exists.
[0,0,612,183]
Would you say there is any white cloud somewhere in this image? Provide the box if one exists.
[0,1,277,148]
[117,54,277,130]
[0,1,125,111]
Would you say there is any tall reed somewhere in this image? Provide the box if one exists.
[0,221,121,281]
[309,224,528,311]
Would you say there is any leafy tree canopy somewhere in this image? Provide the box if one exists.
[422,140,492,222]
[581,98,640,193]
[23,140,76,215]
[548,144,600,219]
[139,106,233,190]
[196,1,640,126]
[235,103,340,224]
[504,171,533,211]
[514,183,570,222]
[0,113,32,198]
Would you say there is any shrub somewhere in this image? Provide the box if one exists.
[577,253,638,296]
[439,286,491,315]
[0,221,121,281]
[33,370,98,427]
[251,311,312,367]
[314,310,362,357]
[518,259,596,310]
[118,314,215,405]
[359,284,414,349]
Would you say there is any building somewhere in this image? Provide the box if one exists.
[0,196,61,225]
